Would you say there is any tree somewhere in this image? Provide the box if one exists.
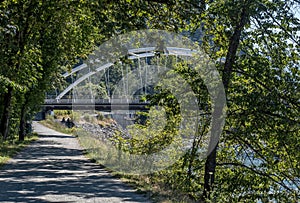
[0,0,99,140]
[188,0,299,201]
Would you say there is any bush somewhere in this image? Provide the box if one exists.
[97,112,104,121]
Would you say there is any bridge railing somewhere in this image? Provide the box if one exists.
[44,98,149,104]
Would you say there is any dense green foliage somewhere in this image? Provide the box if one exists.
[0,0,299,202]
[0,0,97,140]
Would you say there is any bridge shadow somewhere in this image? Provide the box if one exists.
[0,133,150,202]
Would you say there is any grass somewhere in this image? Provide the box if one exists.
[40,117,77,135]
[0,133,38,168]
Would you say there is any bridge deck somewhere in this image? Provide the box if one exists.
[43,101,150,111]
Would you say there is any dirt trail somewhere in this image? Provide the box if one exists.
[0,122,151,203]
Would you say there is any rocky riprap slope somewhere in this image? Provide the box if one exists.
[74,121,130,142]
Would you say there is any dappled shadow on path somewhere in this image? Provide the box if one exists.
[0,132,150,203]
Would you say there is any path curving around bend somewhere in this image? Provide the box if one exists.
[0,122,151,203]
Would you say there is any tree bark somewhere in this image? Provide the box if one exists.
[19,105,26,141]
[202,5,249,200]
[19,90,31,141]
[0,86,13,140]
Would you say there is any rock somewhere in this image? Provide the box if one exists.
[74,121,129,143]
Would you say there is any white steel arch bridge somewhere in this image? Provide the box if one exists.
[44,46,197,111]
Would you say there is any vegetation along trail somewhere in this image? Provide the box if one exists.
[0,122,151,203]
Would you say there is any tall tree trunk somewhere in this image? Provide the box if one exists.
[0,86,13,140]
[202,6,249,200]
[19,91,30,141]
[19,105,26,141]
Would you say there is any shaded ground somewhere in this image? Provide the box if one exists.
[0,122,151,203]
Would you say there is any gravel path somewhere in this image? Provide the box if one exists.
[0,122,151,203]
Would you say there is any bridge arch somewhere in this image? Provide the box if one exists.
[55,47,197,100]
